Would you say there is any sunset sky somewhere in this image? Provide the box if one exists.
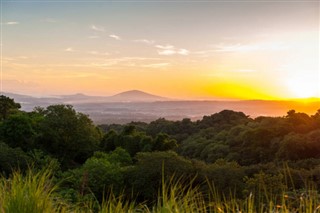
[1,0,319,100]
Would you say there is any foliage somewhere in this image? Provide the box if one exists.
[36,105,102,167]
[127,151,194,201]
[0,142,30,176]
[80,154,124,200]
[0,113,36,151]
[0,95,21,121]
[197,109,251,130]
[28,149,61,173]
[203,159,246,197]
[101,125,177,156]
[60,148,132,202]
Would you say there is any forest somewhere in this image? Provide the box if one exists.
[0,95,320,212]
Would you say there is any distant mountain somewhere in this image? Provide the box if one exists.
[59,90,168,103]
[109,90,168,102]
[2,90,169,106]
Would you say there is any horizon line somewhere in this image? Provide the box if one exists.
[2,89,320,102]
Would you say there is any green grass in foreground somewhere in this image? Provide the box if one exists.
[0,169,319,213]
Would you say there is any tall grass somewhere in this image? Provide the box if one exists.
[99,193,143,213]
[149,176,206,213]
[0,168,64,213]
[0,168,319,212]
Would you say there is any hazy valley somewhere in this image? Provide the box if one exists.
[5,90,320,124]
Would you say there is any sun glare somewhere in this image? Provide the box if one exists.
[286,76,319,98]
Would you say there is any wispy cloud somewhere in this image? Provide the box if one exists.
[213,42,288,52]
[193,49,216,57]
[91,25,105,32]
[176,49,189,55]
[109,34,121,40]
[134,39,155,45]
[87,51,109,56]
[4,55,165,72]
[142,63,170,68]
[155,45,175,49]
[158,49,176,56]
[4,21,19,25]
[91,61,118,67]
[155,45,189,56]
[64,47,74,52]
[91,57,162,68]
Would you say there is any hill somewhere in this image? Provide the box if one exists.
[109,90,168,102]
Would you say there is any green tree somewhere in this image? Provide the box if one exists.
[37,105,102,167]
[146,118,177,136]
[277,130,320,160]
[0,113,36,151]
[311,109,320,127]
[0,95,21,121]
[95,148,132,166]
[276,133,308,160]
[0,142,30,176]
[127,151,194,201]
[153,133,178,151]
[102,125,175,156]
[100,129,118,152]
[244,172,285,203]
[80,153,124,200]
[61,149,130,202]
[139,135,154,152]
[113,125,148,156]
[203,159,245,197]
[198,110,250,130]
[238,128,277,164]
[28,149,61,173]
[286,110,314,133]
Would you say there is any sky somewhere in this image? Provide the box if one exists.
[1,0,319,100]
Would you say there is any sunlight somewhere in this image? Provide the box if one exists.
[286,75,319,98]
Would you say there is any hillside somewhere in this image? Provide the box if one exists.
[108,90,168,102]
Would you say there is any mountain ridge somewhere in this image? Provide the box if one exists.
[1,90,169,104]
[109,90,168,102]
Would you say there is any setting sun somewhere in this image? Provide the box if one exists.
[286,75,319,99]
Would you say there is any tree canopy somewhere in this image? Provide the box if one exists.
[0,95,21,121]
[0,95,320,208]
